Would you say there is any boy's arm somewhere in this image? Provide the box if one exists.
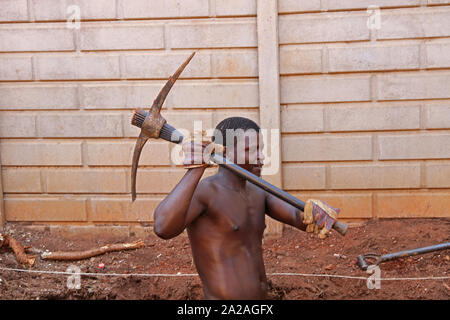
[265,193,307,231]
[153,167,207,239]
[154,135,214,239]
[266,193,340,238]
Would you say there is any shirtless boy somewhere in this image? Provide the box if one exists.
[153,117,338,300]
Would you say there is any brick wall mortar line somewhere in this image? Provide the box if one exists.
[372,192,377,219]
[124,168,131,195]
[119,55,126,80]
[372,133,379,162]
[322,45,328,74]
[31,55,37,81]
[419,40,427,69]
[76,84,82,110]
[325,164,330,190]
[121,111,128,138]
[419,105,426,130]
[86,197,92,222]
[40,169,47,194]
[0,16,262,24]
[420,161,426,188]
[419,102,427,188]
[81,140,88,168]
[0,153,5,228]
[10,189,450,197]
[32,114,37,137]
[323,105,329,132]
[120,112,125,137]
[35,112,42,138]
[370,74,378,102]
[208,52,215,81]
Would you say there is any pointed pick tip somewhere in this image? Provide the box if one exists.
[186,51,196,66]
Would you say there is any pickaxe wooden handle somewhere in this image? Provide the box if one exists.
[130,52,348,236]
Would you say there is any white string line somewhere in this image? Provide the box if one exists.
[268,272,450,281]
[1,266,449,281]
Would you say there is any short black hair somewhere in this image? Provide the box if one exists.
[212,117,260,147]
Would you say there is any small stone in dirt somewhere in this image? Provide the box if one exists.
[445,255,449,261]
[324,264,334,271]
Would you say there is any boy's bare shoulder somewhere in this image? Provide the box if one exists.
[199,174,266,197]
[196,173,221,195]
[247,181,268,197]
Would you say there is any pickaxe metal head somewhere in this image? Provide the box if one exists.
[130,52,195,201]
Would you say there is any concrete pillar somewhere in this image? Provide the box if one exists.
[0,161,5,230]
[257,0,283,235]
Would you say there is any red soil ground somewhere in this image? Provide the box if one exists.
[0,218,449,300]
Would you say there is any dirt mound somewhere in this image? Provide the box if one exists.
[0,218,449,299]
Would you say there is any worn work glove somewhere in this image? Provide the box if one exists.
[182,131,224,169]
[303,199,340,239]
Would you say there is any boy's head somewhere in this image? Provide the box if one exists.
[212,117,264,176]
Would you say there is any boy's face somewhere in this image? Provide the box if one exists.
[225,130,265,177]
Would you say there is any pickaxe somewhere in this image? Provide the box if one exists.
[130,52,348,236]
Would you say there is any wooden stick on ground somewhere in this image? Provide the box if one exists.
[0,233,36,267]
[41,240,145,261]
